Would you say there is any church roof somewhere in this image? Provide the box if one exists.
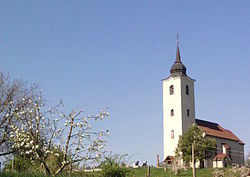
[196,119,244,145]
[170,39,187,77]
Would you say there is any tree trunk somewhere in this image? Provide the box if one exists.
[41,160,51,176]
[55,164,67,175]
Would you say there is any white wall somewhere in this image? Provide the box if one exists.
[163,77,182,158]
[163,75,195,160]
[213,160,224,168]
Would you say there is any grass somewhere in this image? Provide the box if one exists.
[177,168,214,177]
[0,171,101,177]
[133,167,214,177]
[0,167,215,177]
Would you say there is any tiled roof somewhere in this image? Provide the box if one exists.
[213,153,229,161]
[196,119,244,145]
[163,156,175,162]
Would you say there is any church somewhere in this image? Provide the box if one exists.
[162,41,245,168]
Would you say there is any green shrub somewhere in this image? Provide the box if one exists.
[101,157,131,177]
[4,155,43,174]
[4,148,65,174]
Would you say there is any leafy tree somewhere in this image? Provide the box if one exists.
[175,125,216,167]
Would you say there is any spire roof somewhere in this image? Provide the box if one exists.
[176,39,181,63]
[170,37,187,76]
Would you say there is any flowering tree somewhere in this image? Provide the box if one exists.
[8,93,109,175]
[0,72,38,157]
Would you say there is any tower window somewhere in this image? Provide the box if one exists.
[170,85,174,95]
[186,85,189,95]
[170,109,174,116]
[187,109,190,117]
[171,130,174,139]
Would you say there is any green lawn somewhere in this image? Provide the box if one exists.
[0,167,214,177]
[133,167,214,177]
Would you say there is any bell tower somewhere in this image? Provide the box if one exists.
[163,39,196,161]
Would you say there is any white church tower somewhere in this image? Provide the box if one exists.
[163,40,196,162]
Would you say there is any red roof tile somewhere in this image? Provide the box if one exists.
[196,119,244,145]
[163,156,175,162]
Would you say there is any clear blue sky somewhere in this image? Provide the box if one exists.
[1,1,250,165]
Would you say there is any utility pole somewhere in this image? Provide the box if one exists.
[192,143,196,177]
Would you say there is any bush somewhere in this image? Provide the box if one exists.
[101,157,131,177]
[4,155,43,173]
[213,165,250,177]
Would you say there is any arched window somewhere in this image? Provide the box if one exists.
[169,85,174,95]
[171,130,174,139]
[170,109,174,116]
[186,85,189,95]
[187,109,190,117]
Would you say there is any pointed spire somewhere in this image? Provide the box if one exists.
[176,34,181,63]
[170,34,187,76]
